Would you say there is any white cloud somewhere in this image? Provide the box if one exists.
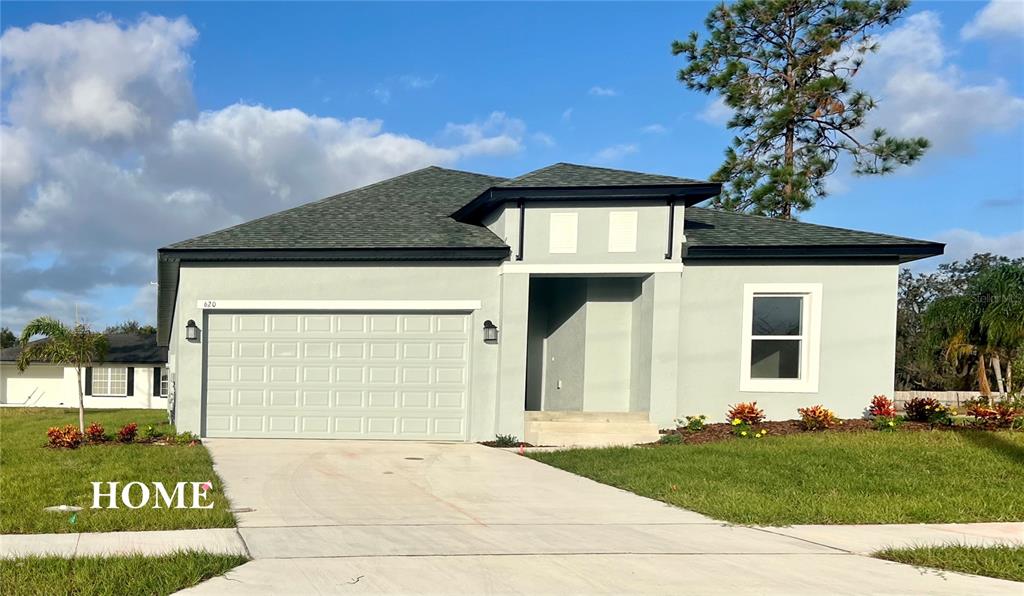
[697,97,732,125]
[532,132,556,147]
[399,74,438,89]
[962,0,1024,40]
[588,86,619,97]
[858,12,1024,153]
[592,143,638,163]
[561,107,574,122]
[442,111,525,157]
[0,17,528,331]
[371,86,391,104]
[641,123,667,134]
[922,229,1024,270]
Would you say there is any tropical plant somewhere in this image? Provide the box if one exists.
[797,405,840,430]
[727,402,765,424]
[117,423,139,443]
[673,0,927,218]
[85,422,107,443]
[46,425,83,449]
[924,263,1024,397]
[493,433,519,448]
[17,317,109,433]
[868,395,897,418]
[903,397,942,422]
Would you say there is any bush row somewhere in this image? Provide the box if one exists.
[46,422,199,449]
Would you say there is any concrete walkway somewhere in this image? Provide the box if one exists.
[3,440,1021,594]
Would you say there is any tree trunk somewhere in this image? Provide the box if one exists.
[1007,359,1013,394]
[991,355,1005,398]
[75,366,85,433]
[977,352,992,398]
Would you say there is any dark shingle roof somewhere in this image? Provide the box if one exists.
[165,167,509,251]
[1,333,167,364]
[683,207,944,261]
[497,162,703,188]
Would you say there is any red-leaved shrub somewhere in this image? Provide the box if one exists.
[903,397,943,422]
[868,395,897,418]
[727,402,765,425]
[797,405,840,430]
[117,423,138,443]
[85,422,106,443]
[47,425,83,449]
[968,402,1022,427]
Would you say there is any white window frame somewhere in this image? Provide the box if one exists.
[740,283,822,393]
[548,213,578,254]
[92,366,129,397]
[160,368,170,398]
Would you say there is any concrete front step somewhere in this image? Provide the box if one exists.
[525,411,651,423]
[524,411,659,447]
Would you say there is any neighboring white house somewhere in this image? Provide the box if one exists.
[0,333,169,410]
[156,163,944,445]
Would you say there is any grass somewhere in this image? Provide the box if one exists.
[0,408,236,534]
[528,430,1024,525]
[0,551,248,596]
[875,545,1024,583]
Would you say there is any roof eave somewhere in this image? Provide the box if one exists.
[451,183,723,222]
[683,243,945,263]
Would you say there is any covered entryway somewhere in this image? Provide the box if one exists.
[203,312,471,439]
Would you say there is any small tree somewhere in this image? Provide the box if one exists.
[0,327,15,349]
[674,0,929,218]
[104,320,157,335]
[17,317,109,433]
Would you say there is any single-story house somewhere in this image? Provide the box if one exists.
[157,163,943,444]
[0,333,169,410]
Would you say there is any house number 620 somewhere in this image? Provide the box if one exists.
[203,301,217,308]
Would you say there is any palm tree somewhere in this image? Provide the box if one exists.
[925,263,1024,397]
[17,317,109,433]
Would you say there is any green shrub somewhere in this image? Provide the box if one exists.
[658,433,683,445]
[675,415,706,432]
[493,434,519,447]
[873,415,903,431]
[175,431,200,445]
[729,419,767,439]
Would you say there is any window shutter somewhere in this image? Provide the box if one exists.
[126,367,135,396]
[84,367,93,396]
[153,367,162,396]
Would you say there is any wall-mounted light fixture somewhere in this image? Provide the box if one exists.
[185,319,200,342]
[483,320,499,344]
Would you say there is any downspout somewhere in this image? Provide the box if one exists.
[516,200,525,261]
[664,200,676,260]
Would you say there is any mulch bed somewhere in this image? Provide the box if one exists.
[479,440,536,448]
[657,419,951,445]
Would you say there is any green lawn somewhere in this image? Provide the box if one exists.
[0,551,248,596]
[528,431,1024,525]
[0,408,236,534]
[875,545,1024,583]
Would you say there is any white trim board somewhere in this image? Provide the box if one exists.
[195,300,482,311]
[501,263,684,275]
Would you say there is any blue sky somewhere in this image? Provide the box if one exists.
[1,1,1022,331]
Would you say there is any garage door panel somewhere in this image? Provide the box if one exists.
[205,312,470,439]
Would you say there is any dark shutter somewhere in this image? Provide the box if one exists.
[126,367,135,396]
[84,367,93,396]
[153,367,162,397]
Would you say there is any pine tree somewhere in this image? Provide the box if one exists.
[674,0,929,218]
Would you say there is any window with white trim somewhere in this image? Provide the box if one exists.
[92,367,129,397]
[548,213,578,254]
[160,368,170,398]
[740,283,821,393]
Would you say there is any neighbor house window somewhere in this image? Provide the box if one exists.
[740,283,822,393]
[92,367,129,397]
[160,369,170,398]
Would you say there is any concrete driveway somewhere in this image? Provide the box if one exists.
[182,439,1020,595]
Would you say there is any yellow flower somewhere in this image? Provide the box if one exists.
[740,431,748,436]
[732,418,742,426]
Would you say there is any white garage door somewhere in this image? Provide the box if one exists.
[203,312,471,439]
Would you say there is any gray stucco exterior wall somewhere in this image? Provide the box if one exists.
[676,259,899,424]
